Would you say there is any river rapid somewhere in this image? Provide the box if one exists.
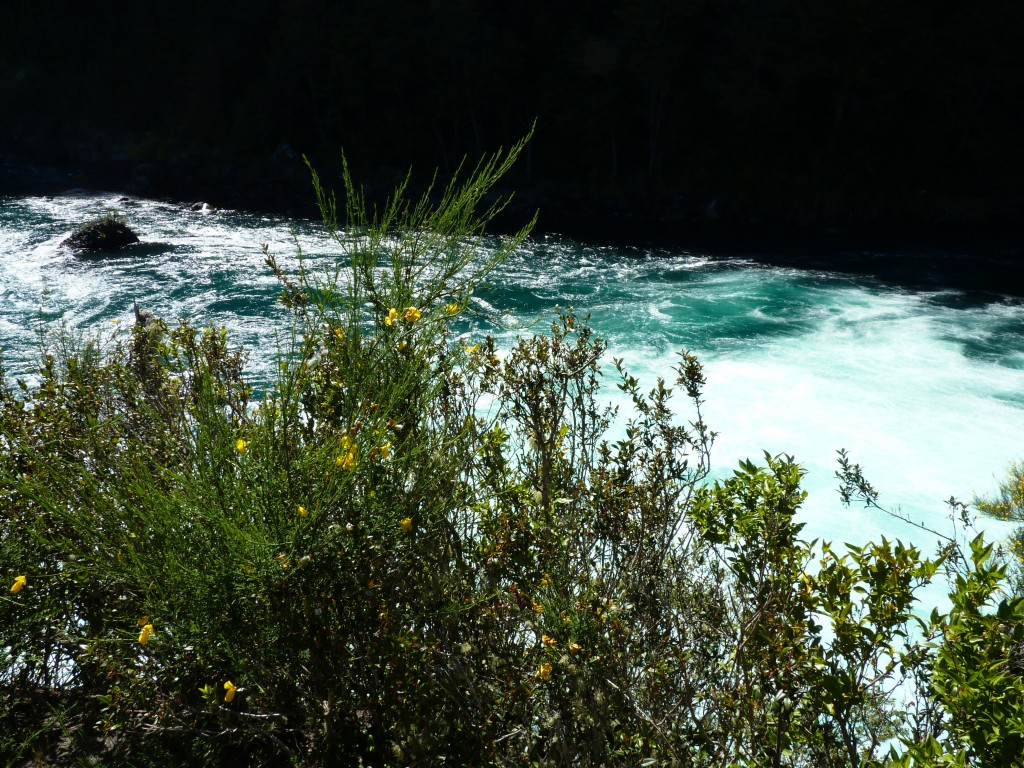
[3,192,1024,576]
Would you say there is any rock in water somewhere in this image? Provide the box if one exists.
[62,215,140,252]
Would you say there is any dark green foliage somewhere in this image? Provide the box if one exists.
[929,539,1024,766]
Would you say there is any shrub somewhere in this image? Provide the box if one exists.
[60,213,140,252]
[975,460,1024,593]
[3,140,1023,767]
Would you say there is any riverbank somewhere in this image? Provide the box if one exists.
[4,158,1022,298]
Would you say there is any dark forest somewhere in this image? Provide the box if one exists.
[2,0,1023,242]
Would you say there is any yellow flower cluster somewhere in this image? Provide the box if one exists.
[538,662,553,680]
[400,517,413,533]
[11,575,26,594]
[336,435,356,470]
[235,438,248,454]
[444,302,459,315]
[541,634,557,647]
[385,306,423,325]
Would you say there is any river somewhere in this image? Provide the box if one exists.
[3,192,1023,570]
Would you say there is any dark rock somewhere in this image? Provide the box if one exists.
[133,301,155,328]
[61,215,140,252]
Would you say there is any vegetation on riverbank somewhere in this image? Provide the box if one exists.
[977,462,1024,596]
[3,143,1024,766]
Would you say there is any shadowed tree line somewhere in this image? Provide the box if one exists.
[2,0,1023,233]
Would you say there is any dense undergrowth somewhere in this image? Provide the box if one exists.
[3,139,1024,767]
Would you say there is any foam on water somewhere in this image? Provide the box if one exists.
[497,240,1024,558]
[3,194,1024,573]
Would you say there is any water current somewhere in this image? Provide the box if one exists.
[3,193,1024,578]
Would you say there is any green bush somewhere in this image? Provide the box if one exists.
[3,140,1024,767]
[975,460,1024,593]
[61,213,140,252]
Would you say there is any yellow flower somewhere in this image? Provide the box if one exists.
[385,308,399,326]
[538,662,553,680]
[223,680,238,703]
[333,327,344,340]
[379,441,392,459]
[336,436,357,469]
[541,634,557,647]
[138,623,154,645]
[11,575,26,594]
[445,302,459,315]
[568,642,582,655]
[464,344,479,355]
[138,615,150,627]
[298,505,308,518]
[403,306,422,323]
[531,600,545,615]
[400,517,413,533]
[540,573,552,587]
[235,438,247,454]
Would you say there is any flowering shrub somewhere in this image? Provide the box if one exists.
[976,460,1024,590]
[3,138,1024,766]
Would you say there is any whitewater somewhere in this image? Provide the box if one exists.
[3,192,1023,569]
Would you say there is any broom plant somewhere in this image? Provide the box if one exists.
[4,133,1024,767]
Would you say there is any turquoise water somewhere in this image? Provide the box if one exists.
[3,193,1023,564]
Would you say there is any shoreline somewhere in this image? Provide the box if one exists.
[4,160,1023,299]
